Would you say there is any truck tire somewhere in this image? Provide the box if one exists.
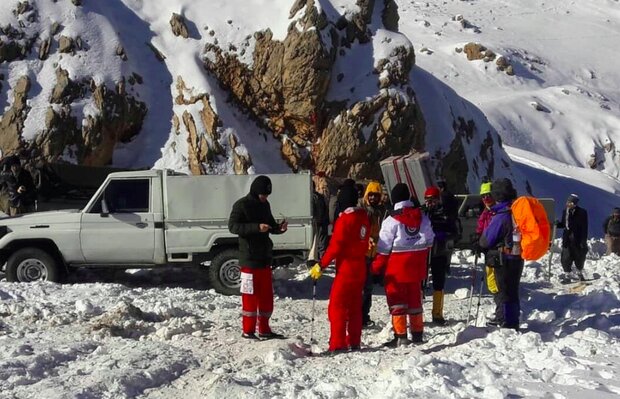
[6,247,61,283]
[209,249,241,296]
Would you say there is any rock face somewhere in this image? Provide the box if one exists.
[204,0,427,179]
[170,13,190,39]
[0,1,147,168]
[0,76,31,155]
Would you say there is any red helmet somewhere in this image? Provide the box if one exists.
[424,186,440,198]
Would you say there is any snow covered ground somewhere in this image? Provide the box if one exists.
[0,243,619,398]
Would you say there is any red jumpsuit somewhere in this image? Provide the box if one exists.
[372,202,434,339]
[319,207,370,351]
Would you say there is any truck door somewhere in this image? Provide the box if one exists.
[80,178,155,263]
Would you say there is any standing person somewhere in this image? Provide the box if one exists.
[228,175,288,340]
[478,178,523,331]
[361,181,387,328]
[332,178,356,223]
[309,181,330,263]
[476,181,502,326]
[3,155,36,216]
[436,178,459,221]
[423,186,459,325]
[603,208,620,256]
[309,184,370,352]
[372,183,434,346]
[555,194,588,282]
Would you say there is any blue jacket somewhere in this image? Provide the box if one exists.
[479,201,521,263]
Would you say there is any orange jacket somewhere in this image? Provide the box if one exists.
[320,207,370,283]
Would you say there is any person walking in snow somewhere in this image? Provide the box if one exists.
[361,181,387,328]
[555,194,588,282]
[228,175,288,340]
[423,186,459,325]
[603,208,620,256]
[309,184,370,352]
[476,181,503,326]
[372,183,434,346]
[478,178,523,331]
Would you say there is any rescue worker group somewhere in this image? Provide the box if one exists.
[228,174,595,353]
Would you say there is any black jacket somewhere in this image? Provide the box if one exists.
[557,206,588,249]
[603,215,620,237]
[228,193,284,268]
[312,191,329,227]
[2,169,36,208]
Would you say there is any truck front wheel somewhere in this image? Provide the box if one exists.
[6,248,61,283]
[209,249,241,296]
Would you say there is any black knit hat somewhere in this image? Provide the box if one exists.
[391,183,410,204]
[250,175,272,196]
[567,194,579,205]
[491,178,517,202]
[337,184,359,209]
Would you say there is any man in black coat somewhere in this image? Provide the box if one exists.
[228,175,288,340]
[310,182,330,263]
[1,155,36,216]
[556,194,588,282]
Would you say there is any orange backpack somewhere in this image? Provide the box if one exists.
[511,197,551,261]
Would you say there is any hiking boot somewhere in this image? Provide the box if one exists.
[410,332,424,344]
[242,332,259,340]
[258,331,286,340]
[349,345,361,352]
[432,317,447,326]
[560,274,571,284]
[486,318,503,327]
[577,272,586,282]
[362,319,375,329]
[383,335,410,348]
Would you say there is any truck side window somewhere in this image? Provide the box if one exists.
[90,179,150,213]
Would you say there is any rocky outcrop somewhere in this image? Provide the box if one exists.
[203,0,425,178]
[29,70,147,165]
[0,76,31,155]
[170,13,189,39]
[173,77,228,174]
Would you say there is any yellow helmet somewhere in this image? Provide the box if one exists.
[480,182,492,195]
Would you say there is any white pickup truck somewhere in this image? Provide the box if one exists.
[0,170,313,295]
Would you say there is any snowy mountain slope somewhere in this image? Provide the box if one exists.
[399,0,620,178]
[0,245,618,398]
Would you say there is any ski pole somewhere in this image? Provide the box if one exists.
[309,280,317,344]
[466,253,479,325]
[547,224,557,282]
[474,266,485,327]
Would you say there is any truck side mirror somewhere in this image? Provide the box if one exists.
[100,199,110,217]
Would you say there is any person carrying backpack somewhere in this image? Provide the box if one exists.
[478,178,523,331]
[475,181,503,326]
[555,194,588,282]
[603,207,620,256]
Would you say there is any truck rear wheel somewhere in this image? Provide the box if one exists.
[209,249,241,295]
[6,247,61,283]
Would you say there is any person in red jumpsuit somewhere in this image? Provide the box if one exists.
[372,183,435,346]
[310,184,370,352]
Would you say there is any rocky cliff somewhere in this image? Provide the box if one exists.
[0,0,515,193]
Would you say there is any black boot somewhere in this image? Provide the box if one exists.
[410,332,424,343]
[242,332,259,340]
[258,331,286,340]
